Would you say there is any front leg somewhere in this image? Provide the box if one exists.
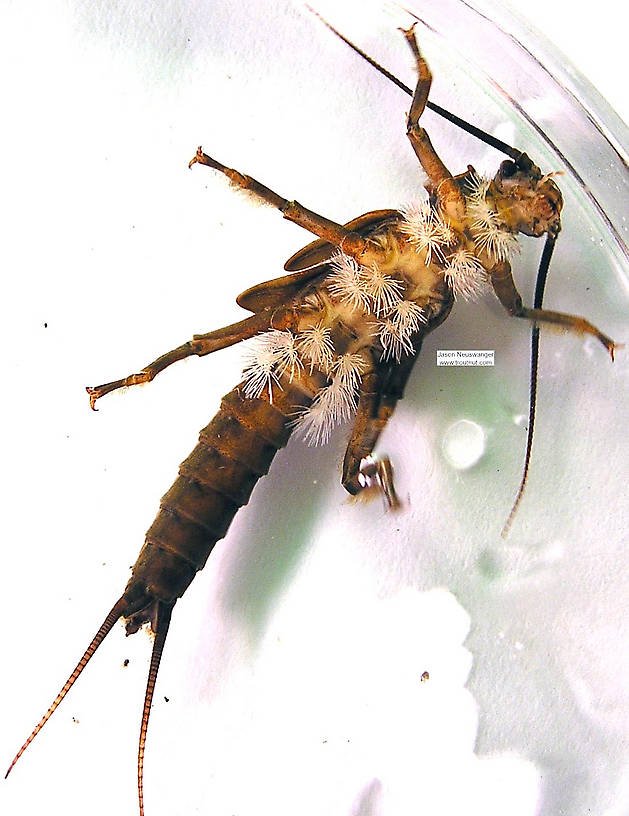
[401,26,466,223]
[342,342,423,507]
[489,260,619,358]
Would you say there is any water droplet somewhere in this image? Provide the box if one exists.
[442,419,485,469]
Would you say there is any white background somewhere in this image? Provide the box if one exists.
[1,3,627,816]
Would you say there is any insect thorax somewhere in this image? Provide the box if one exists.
[241,175,534,446]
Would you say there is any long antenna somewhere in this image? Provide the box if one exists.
[306,5,522,160]
[501,234,556,537]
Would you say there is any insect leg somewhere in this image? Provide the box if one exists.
[306,6,524,161]
[342,376,400,509]
[342,341,423,507]
[86,308,293,408]
[401,27,466,223]
[189,148,373,260]
[489,259,619,358]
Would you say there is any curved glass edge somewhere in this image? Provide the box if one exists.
[474,0,629,151]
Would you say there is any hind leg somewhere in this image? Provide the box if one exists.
[86,308,295,408]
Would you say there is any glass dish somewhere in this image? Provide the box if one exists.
[2,1,627,815]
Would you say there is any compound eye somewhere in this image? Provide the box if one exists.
[498,159,517,178]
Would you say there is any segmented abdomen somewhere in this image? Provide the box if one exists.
[123,373,322,608]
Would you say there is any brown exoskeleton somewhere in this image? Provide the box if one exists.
[5,21,619,816]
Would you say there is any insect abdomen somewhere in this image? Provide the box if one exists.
[125,379,316,604]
